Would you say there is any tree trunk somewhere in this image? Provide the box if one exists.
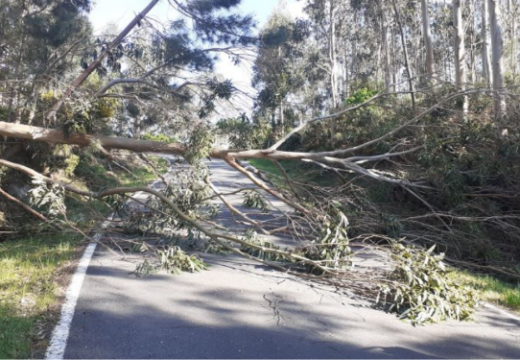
[0,121,187,156]
[382,11,392,91]
[329,1,338,109]
[507,0,516,81]
[489,0,506,118]
[328,0,339,145]
[392,0,416,112]
[279,101,285,136]
[453,0,468,116]
[134,117,141,139]
[468,0,476,85]
[343,49,350,98]
[482,0,493,88]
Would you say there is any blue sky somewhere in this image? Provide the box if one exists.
[89,0,304,115]
[89,0,301,35]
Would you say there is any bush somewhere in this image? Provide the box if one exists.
[141,133,179,143]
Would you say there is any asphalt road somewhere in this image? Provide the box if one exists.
[63,159,520,359]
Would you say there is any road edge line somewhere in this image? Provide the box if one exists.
[45,242,97,360]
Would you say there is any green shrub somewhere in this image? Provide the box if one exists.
[141,133,179,143]
[345,88,378,105]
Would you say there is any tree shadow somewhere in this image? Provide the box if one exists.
[64,249,520,359]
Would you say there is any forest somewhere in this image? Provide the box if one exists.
[1,1,520,348]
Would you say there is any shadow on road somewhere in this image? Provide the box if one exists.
[64,249,520,359]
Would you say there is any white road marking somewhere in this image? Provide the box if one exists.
[45,242,97,360]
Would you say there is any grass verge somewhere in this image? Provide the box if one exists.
[0,233,82,358]
[247,158,341,188]
[451,270,520,314]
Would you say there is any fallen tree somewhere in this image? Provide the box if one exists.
[1,0,519,325]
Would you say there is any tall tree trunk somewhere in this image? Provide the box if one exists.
[453,0,468,116]
[508,0,516,82]
[469,0,476,85]
[343,49,350,98]
[382,11,392,91]
[328,0,339,145]
[489,0,506,118]
[279,101,285,136]
[482,0,493,87]
[6,0,27,124]
[329,1,338,109]
[392,0,416,112]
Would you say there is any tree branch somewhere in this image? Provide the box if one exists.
[46,0,160,120]
[0,186,59,227]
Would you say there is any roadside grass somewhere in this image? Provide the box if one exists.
[250,158,520,315]
[247,158,341,188]
[0,233,82,359]
[0,154,170,358]
[450,270,520,314]
[68,155,170,225]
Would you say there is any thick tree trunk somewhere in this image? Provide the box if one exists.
[0,121,187,156]
[329,1,339,109]
[328,0,339,145]
[392,0,416,112]
[468,0,476,85]
[453,0,468,116]
[489,0,506,118]
[482,0,493,88]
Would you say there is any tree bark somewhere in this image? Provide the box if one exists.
[453,0,468,116]
[0,121,186,156]
[482,0,493,88]
[392,0,416,112]
[381,2,393,91]
[0,186,57,225]
[507,0,516,81]
[489,0,506,118]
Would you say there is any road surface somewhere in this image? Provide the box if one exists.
[60,160,520,359]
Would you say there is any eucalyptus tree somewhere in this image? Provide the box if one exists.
[301,0,349,110]
[0,0,518,325]
[453,0,468,116]
[252,8,310,135]
[489,0,506,117]
[0,0,92,124]
[482,0,493,87]
[379,0,393,91]
[421,0,436,84]
[392,0,417,111]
